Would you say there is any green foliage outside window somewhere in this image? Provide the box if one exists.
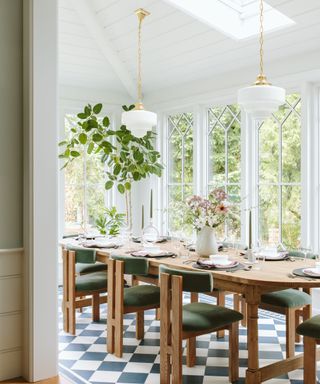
[166,94,301,247]
[259,93,301,248]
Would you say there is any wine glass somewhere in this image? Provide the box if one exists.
[299,245,312,263]
[252,241,264,270]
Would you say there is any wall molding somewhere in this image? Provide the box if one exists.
[0,346,22,354]
[0,248,24,254]
[0,310,23,317]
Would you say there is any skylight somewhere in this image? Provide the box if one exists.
[163,0,295,40]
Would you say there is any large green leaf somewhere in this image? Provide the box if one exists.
[103,116,110,127]
[79,133,87,144]
[105,180,114,190]
[71,151,80,158]
[87,142,94,154]
[113,163,121,175]
[93,133,103,142]
[117,184,125,194]
[93,103,102,114]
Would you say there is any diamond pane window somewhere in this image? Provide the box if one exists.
[167,112,194,234]
[258,94,301,248]
[207,105,241,239]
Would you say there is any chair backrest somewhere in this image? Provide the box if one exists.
[67,246,96,264]
[159,265,213,293]
[222,241,248,250]
[111,254,149,275]
[288,250,315,259]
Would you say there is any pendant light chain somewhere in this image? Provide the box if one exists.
[259,0,264,77]
[137,16,143,104]
[255,0,269,85]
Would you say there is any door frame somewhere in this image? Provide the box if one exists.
[23,0,59,380]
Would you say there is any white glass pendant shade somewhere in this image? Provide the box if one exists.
[121,109,157,138]
[238,84,285,120]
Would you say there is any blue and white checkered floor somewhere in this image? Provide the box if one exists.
[59,294,319,384]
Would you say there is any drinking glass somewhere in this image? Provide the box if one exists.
[298,246,312,263]
[252,243,265,270]
[314,253,320,272]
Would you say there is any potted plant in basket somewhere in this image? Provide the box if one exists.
[186,188,232,257]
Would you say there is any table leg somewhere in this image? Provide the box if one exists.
[245,288,261,384]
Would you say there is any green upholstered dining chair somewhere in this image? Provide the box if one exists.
[62,248,108,335]
[66,245,107,275]
[238,250,313,357]
[107,254,160,358]
[222,241,248,250]
[159,265,243,384]
[259,250,313,358]
[296,315,320,384]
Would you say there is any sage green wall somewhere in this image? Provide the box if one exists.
[0,0,23,248]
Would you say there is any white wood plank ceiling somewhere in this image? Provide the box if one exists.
[59,0,320,99]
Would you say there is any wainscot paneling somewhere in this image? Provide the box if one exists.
[0,248,23,380]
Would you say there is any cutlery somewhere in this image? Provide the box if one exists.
[228,265,252,273]
[288,273,315,281]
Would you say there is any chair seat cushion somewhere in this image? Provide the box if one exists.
[182,302,243,333]
[261,289,311,308]
[124,285,160,308]
[76,261,107,275]
[296,315,320,339]
[76,271,107,292]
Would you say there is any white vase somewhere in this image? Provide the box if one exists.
[196,226,218,257]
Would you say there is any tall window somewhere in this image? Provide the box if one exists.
[64,114,109,235]
[258,93,301,248]
[167,112,194,234]
[207,105,241,239]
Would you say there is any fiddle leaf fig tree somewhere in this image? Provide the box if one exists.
[59,103,163,229]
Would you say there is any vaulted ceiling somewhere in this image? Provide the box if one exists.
[59,0,320,102]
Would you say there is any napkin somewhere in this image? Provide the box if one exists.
[82,240,119,249]
[196,259,239,269]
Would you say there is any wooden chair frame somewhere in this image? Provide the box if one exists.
[62,249,108,335]
[160,272,240,384]
[237,289,312,358]
[303,337,320,384]
[133,274,228,332]
[107,259,160,358]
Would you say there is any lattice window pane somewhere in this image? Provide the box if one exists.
[208,125,225,185]
[167,112,194,235]
[282,185,301,247]
[259,185,279,244]
[207,104,241,239]
[259,118,279,183]
[258,93,301,248]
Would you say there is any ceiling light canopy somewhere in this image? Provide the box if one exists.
[237,0,285,120]
[121,9,157,138]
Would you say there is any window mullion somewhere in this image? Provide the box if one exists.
[279,121,283,244]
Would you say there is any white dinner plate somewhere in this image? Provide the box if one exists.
[302,268,320,277]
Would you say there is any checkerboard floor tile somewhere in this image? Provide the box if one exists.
[59,292,319,384]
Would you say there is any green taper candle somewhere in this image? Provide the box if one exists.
[142,204,144,229]
[249,209,252,249]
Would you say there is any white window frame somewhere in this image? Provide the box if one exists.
[159,84,318,251]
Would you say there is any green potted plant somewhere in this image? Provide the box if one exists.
[59,103,163,230]
[95,206,126,236]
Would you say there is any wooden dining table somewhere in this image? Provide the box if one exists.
[63,239,320,383]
